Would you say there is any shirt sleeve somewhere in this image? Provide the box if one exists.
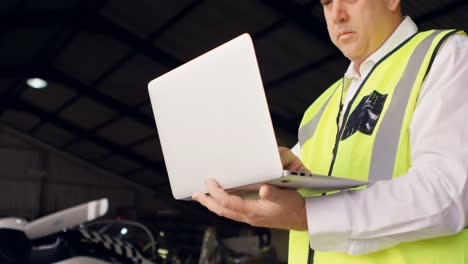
[304,34,468,255]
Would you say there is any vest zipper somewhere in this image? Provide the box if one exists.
[327,74,369,176]
[327,79,346,176]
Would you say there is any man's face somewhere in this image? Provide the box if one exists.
[322,0,399,64]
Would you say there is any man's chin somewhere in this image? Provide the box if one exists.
[340,46,364,63]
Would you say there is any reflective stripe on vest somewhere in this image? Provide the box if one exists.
[298,82,341,147]
[368,30,442,182]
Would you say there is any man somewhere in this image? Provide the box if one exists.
[193,0,468,263]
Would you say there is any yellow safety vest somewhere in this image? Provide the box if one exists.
[289,29,468,264]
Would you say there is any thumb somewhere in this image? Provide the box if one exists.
[259,184,295,205]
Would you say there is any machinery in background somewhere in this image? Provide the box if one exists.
[0,198,281,263]
[84,219,172,263]
[199,227,280,264]
[0,198,154,264]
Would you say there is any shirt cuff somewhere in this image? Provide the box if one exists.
[305,191,352,252]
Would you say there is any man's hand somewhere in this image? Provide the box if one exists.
[192,147,309,230]
[192,179,307,231]
[279,146,310,173]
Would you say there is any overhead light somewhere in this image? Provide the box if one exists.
[159,231,165,237]
[26,78,48,89]
[120,228,128,235]
[157,248,168,255]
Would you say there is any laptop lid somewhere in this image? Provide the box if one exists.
[148,34,284,199]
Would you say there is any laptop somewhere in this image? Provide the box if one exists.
[148,33,367,200]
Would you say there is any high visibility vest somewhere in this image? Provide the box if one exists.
[289,29,468,264]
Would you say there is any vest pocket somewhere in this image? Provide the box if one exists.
[341,90,387,140]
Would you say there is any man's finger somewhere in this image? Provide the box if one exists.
[297,165,311,173]
[192,192,247,223]
[259,184,296,205]
[192,192,224,217]
[205,179,247,213]
[279,147,294,168]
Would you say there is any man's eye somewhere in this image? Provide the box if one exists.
[321,0,332,6]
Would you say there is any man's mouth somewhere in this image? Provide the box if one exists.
[338,31,354,40]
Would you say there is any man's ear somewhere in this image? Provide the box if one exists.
[386,0,401,12]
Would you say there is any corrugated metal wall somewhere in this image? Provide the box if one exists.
[0,125,153,220]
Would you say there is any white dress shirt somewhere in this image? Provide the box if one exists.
[292,17,468,255]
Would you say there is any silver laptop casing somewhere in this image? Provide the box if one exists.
[148,34,366,200]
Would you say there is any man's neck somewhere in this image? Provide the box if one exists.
[353,58,366,76]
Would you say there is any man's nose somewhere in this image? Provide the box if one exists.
[331,1,348,23]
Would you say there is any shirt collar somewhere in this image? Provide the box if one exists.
[344,16,418,79]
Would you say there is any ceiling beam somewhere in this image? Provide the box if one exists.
[414,0,467,24]
[1,64,300,137]
[252,18,287,41]
[1,8,299,136]
[148,0,204,40]
[260,0,331,44]
[0,9,181,68]
[13,98,166,172]
[13,2,200,152]
[266,53,342,89]
[48,67,155,126]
